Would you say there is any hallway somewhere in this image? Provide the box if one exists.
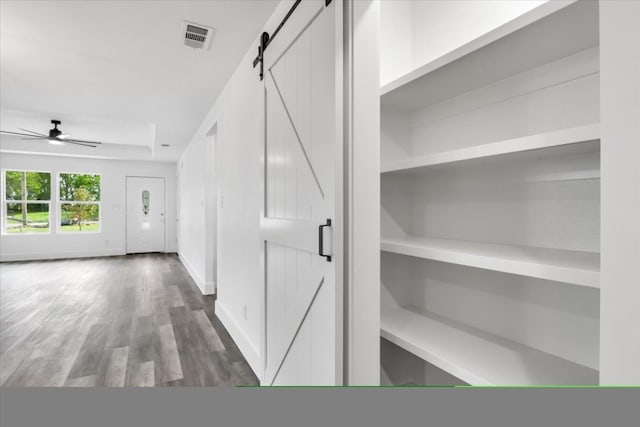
[0,254,258,387]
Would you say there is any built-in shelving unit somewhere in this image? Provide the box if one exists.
[381,236,599,289]
[381,124,600,174]
[381,306,598,386]
[379,0,601,386]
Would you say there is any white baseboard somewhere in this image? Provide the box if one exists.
[0,248,124,262]
[177,253,206,294]
[216,301,262,383]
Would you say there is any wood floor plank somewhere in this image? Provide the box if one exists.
[232,361,261,386]
[64,374,97,387]
[0,349,32,386]
[192,310,226,352]
[135,278,153,318]
[208,314,247,364]
[0,254,258,387]
[126,361,155,387]
[98,346,129,387]
[154,324,184,384]
[106,290,135,349]
[66,323,109,379]
[156,378,185,387]
[207,351,234,386]
[3,357,68,387]
[173,276,204,311]
[152,295,172,326]
[128,315,154,365]
[168,306,202,386]
[166,285,185,308]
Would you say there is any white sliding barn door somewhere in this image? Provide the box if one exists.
[262,0,342,385]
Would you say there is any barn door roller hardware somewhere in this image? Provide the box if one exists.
[252,0,333,80]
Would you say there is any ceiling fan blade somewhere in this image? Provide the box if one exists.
[63,140,97,148]
[1,130,48,138]
[64,138,102,145]
[3,129,100,147]
[20,137,49,140]
[18,128,48,137]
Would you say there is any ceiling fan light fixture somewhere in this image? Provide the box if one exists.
[0,119,101,148]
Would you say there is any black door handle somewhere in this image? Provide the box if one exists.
[319,218,332,262]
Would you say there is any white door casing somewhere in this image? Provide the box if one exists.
[261,0,342,385]
[126,176,165,254]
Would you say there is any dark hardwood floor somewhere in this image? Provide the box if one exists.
[0,253,258,387]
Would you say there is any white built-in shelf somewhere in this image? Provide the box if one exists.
[381,0,599,110]
[381,124,600,174]
[381,236,599,288]
[381,306,598,385]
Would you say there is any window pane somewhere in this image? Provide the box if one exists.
[25,172,51,200]
[5,171,23,200]
[60,203,100,232]
[59,174,100,201]
[5,203,49,233]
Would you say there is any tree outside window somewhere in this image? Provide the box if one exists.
[59,173,101,233]
[3,170,51,234]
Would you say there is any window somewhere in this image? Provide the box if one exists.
[59,173,101,233]
[3,170,51,234]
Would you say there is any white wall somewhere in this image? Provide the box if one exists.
[0,152,177,261]
[380,0,547,86]
[176,134,214,295]
[176,128,216,295]
[180,1,296,380]
[205,130,217,294]
[599,0,640,385]
[380,0,413,87]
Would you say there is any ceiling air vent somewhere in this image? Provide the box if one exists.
[181,21,215,50]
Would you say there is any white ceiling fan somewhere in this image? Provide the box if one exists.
[0,119,102,147]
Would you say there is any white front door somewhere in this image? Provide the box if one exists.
[126,176,165,254]
[262,0,342,385]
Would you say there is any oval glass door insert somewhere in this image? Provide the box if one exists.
[142,190,150,216]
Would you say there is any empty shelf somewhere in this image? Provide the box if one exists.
[381,124,600,174]
[381,236,599,288]
[381,1,599,110]
[381,306,598,385]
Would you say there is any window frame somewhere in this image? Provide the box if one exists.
[56,171,102,234]
[1,168,53,236]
